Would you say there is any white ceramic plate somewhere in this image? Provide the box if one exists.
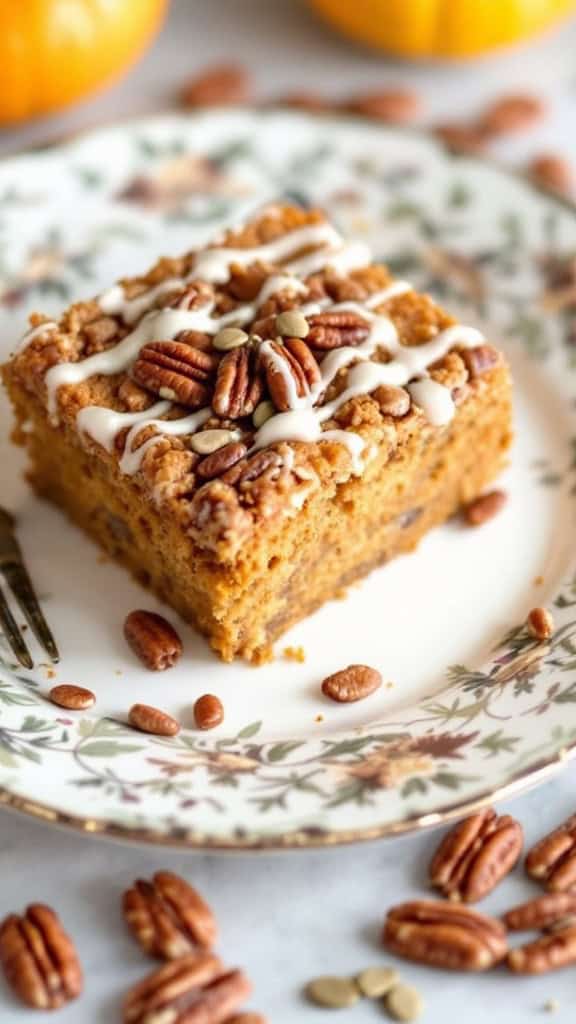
[1,110,575,849]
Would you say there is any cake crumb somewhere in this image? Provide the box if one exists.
[386,681,395,689]
[543,999,559,1013]
[315,714,324,723]
[534,575,544,586]
[44,667,56,680]
[283,645,306,663]
[115,669,123,676]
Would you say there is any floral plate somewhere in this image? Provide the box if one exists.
[1,110,575,850]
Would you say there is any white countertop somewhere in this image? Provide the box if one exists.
[2,1,576,1020]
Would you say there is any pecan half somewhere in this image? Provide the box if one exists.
[123,871,217,960]
[503,892,576,932]
[213,346,263,419]
[383,900,507,971]
[461,344,500,378]
[430,808,523,903]
[307,311,371,350]
[526,814,576,892]
[321,664,382,703]
[124,610,183,671]
[194,694,225,730]
[259,338,320,412]
[223,449,283,487]
[49,684,96,711]
[128,704,181,737]
[0,904,83,1009]
[123,953,252,1024]
[180,63,252,108]
[463,490,507,527]
[197,442,248,481]
[133,341,216,408]
[507,926,576,974]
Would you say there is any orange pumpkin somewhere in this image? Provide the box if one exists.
[310,0,575,58]
[0,0,168,125]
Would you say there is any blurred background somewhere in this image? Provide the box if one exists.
[1,0,576,189]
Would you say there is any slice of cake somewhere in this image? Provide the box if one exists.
[2,205,512,662]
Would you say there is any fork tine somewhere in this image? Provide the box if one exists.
[2,562,60,664]
[0,584,34,670]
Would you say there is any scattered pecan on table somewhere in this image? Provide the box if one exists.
[429,807,523,903]
[383,900,508,971]
[123,871,217,960]
[0,904,83,1009]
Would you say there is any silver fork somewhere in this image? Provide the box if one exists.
[0,507,59,669]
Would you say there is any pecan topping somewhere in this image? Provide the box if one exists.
[429,808,523,903]
[123,953,252,1024]
[321,664,382,703]
[194,694,225,730]
[49,684,96,711]
[503,893,576,932]
[507,926,576,974]
[307,311,371,350]
[260,338,320,412]
[213,346,263,419]
[383,900,507,971]
[463,489,507,527]
[197,442,248,481]
[123,871,217,960]
[526,814,576,892]
[461,344,500,378]
[128,704,181,737]
[373,384,411,418]
[0,904,83,1009]
[124,610,183,671]
[132,341,216,408]
[223,449,283,487]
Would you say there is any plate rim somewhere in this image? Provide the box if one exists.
[1,105,575,851]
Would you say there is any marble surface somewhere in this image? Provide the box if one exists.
[2,0,576,1020]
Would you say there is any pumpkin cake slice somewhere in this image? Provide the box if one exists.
[2,204,512,662]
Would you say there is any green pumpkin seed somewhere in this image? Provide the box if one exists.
[305,976,359,1009]
[213,327,249,351]
[191,429,237,455]
[276,310,309,338]
[357,966,399,998]
[386,984,424,1022]
[252,400,275,428]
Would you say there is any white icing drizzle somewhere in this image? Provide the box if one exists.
[120,407,212,475]
[99,280,183,325]
[77,401,171,452]
[408,378,456,426]
[33,211,488,485]
[193,222,342,283]
[14,320,57,354]
[251,292,483,468]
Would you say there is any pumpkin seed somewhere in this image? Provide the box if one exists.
[252,400,275,428]
[191,429,237,455]
[305,976,359,1009]
[276,310,309,338]
[213,327,249,351]
[386,984,424,1022]
[357,966,399,998]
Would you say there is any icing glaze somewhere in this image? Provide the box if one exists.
[30,215,488,484]
[120,407,212,475]
[14,320,57,354]
[193,222,342,283]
